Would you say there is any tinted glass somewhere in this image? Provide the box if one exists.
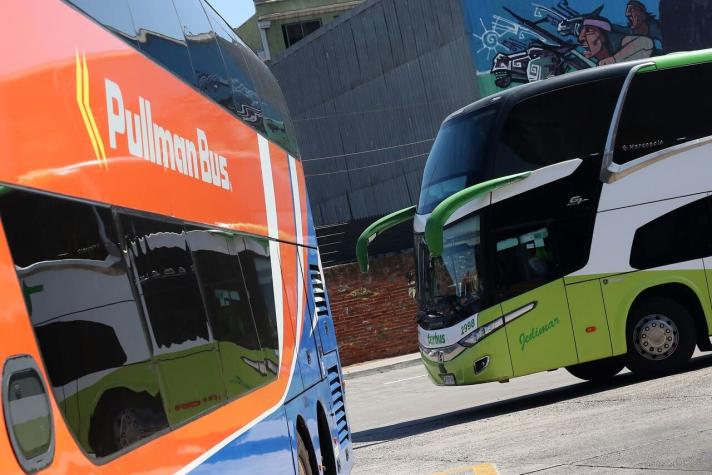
[128,0,195,84]
[121,215,210,350]
[173,0,234,111]
[487,169,597,301]
[418,108,497,214]
[495,77,624,177]
[630,196,712,270]
[615,63,712,164]
[0,190,168,458]
[187,229,275,396]
[236,237,280,366]
[202,1,263,130]
[66,0,139,45]
[243,47,299,155]
[7,370,51,461]
[417,215,483,319]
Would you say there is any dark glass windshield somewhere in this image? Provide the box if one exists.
[417,108,497,214]
[416,214,482,326]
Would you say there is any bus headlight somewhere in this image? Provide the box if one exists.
[459,317,504,347]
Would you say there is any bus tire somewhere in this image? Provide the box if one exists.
[625,296,696,376]
[565,356,624,382]
[297,433,313,475]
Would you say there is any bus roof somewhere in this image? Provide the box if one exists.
[446,49,712,124]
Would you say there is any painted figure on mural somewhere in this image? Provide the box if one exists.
[577,16,615,62]
[479,0,663,89]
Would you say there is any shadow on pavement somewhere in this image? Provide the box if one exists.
[352,353,712,447]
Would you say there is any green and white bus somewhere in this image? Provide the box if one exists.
[358,49,712,385]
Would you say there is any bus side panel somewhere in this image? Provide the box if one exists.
[0,1,270,237]
[502,279,578,376]
[565,280,614,363]
[601,265,712,356]
[294,249,323,389]
[306,247,339,355]
[188,407,295,474]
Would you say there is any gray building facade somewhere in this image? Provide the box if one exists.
[270,0,477,264]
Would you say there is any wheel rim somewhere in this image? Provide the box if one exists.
[633,314,679,361]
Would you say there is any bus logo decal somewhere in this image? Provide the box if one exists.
[427,333,446,346]
[103,79,233,191]
[567,196,589,207]
[75,50,108,168]
[519,317,560,351]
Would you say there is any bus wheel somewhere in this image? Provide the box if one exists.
[626,297,696,376]
[565,357,624,382]
[297,433,313,475]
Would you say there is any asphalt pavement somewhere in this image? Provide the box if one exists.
[346,351,712,474]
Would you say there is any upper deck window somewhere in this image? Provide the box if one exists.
[495,77,624,178]
[127,0,196,85]
[173,0,234,112]
[202,1,264,130]
[66,0,139,46]
[417,108,497,215]
[615,62,712,164]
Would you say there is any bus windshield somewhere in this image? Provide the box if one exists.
[417,214,482,322]
[417,108,497,214]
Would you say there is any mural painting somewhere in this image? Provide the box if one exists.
[461,0,662,95]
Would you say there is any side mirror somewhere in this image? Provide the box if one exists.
[356,206,416,273]
[424,172,530,257]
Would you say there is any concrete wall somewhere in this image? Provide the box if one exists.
[271,0,478,264]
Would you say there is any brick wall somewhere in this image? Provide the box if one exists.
[323,250,418,366]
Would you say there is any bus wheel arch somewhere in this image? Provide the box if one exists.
[296,415,319,475]
[624,284,701,376]
[316,402,337,475]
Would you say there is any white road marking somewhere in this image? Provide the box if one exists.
[383,374,427,385]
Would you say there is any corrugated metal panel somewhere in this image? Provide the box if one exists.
[271,0,481,263]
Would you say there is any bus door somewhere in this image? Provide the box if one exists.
[487,165,604,375]
[491,229,578,376]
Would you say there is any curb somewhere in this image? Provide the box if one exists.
[343,355,422,380]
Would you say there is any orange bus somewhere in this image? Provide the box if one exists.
[0,1,352,474]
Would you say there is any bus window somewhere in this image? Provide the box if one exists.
[630,196,712,270]
[65,0,139,46]
[120,216,209,350]
[615,62,712,164]
[202,1,264,131]
[0,190,169,458]
[495,77,624,177]
[418,108,498,214]
[243,49,299,155]
[236,237,280,368]
[490,216,593,301]
[185,229,274,398]
[173,0,234,112]
[127,0,196,85]
[3,356,54,473]
[121,215,225,426]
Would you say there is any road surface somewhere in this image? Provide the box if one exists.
[346,352,712,474]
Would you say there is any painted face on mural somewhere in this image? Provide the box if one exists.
[578,24,611,61]
[626,1,650,35]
